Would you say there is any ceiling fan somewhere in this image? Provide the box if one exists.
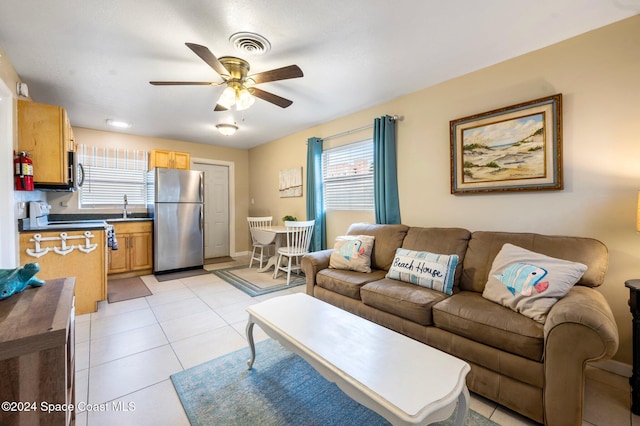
[150,43,303,111]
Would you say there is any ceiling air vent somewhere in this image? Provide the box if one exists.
[229,32,271,56]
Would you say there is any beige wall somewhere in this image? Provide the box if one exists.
[248,15,640,365]
[46,128,251,254]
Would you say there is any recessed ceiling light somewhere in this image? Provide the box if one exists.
[106,119,131,128]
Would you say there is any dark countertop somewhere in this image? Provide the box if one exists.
[18,214,152,233]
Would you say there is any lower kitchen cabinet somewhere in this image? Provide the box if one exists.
[108,221,153,278]
[0,277,75,426]
[19,228,106,315]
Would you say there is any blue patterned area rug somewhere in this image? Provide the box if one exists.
[171,339,498,426]
[211,265,305,297]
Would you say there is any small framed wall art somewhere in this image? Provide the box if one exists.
[450,94,563,194]
[279,166,303,197]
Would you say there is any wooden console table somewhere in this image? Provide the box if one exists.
[626,279,640,415]
[0,277,76,426]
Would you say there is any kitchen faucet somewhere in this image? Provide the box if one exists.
[123,194,129,218]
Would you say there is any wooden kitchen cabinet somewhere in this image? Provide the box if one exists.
[17,100,76,185]
[108,221,153,278]
[0,277,75,426]
[149,149,190,170]
[19,228,106,315]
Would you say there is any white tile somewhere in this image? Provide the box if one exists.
[144,287,196,307]
[76,313,91,323]
[584,376,631,426]
[171,325,247,369]
[151,297,211,323]
[141,276,187,294]
[188,279,237,296]
[90,308,157,340]
[88,345,182,405]
[213,299,254,324]
[231,319,270,343]
[90,323,168,367]
[91,297,150,320]
[198,287,252,309]
[75,368,89,412]
[75,320,91,343]
[85,379,189,426]
[160,309,227,342]
[75,340,90,372]
[75,411,87,426]
[468,392,497,420]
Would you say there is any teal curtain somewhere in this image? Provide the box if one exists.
[306,137,326,251]
[374,116,401,224]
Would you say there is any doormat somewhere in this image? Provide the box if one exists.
[205,256,234,265]
[107,277,152,303]
[155,268,210,282]
[211,265,305,297]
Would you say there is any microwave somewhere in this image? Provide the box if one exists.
[35,151,85,192]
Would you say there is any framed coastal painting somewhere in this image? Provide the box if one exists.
[450,94,563,194]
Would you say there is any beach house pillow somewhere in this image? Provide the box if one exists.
[329,235,376,273]
[385,248,459,295]
[482,243,588,323]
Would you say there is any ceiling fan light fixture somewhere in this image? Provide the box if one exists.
[216,123,238,136]
[235,87,255,111]
[218,86,237,109]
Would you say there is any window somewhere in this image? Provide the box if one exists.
[78,145,149,208]
[322,139,374,211]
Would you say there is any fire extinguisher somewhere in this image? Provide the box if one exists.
[14,151,34,191]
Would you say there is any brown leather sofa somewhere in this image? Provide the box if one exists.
[301,223,619,425]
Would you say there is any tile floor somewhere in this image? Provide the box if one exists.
[74,257,638,426]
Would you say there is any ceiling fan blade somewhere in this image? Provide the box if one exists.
[213,104,229,112]
[149,81,220,86]
[250,87,293,108]
[185,42,230,77]
[249,65,303,84]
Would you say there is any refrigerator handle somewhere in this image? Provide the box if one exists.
[200,205,204,232]
[199,172,204,203]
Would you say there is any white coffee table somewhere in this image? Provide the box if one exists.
[245,293,470,426]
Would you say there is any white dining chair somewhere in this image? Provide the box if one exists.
[274,220,315,285]
[247,216,275,269]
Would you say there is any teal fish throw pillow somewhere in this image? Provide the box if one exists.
[482,243,587,323]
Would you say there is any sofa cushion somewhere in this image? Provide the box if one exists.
[316,268,388,300]
[482,244,587,323]
[361,278,448,325]
[329,235,376,273]
[346,223,409,271]
[460,231,608,293]
[433,291,545,361]
[401,227,471,290]
[386,248,458,295]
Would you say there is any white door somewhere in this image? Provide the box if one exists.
[192,163,229,258]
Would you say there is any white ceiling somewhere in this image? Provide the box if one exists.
[0,1,638,149]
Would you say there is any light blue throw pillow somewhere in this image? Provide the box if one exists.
[386,248,459,295]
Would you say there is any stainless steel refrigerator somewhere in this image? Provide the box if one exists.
[147,168,204,273]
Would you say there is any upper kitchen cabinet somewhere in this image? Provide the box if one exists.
[18,100,76,185]
[149,149,190,170]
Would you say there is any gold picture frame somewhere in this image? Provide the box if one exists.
[450,94,562,194]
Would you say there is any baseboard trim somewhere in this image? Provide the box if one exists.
[589,359,632,378]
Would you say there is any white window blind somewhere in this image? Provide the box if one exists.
[78,145,149,208]
[322,139,374,211]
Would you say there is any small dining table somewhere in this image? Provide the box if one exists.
[252,226,289,274]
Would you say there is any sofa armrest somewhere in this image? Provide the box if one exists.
[543,285,619,425]
[301,249,333,295]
